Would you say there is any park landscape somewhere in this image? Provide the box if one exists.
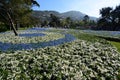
[0,0,120,80]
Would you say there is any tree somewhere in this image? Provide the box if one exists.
[100,7,112,18]
[60,19,67,28]
[0,21,8,32]
[41,20,49,27]
[0,0,40,36]
[65,17,72,28]
[97,5,120,31]
[83,15,89,26]
[112,5,120,30]
[49,14,60,27]
[98,7,113,30]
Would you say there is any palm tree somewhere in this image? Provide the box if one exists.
[100,7,112,18]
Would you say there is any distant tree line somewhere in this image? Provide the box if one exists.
[97,5,120,31]
[40,5,120,31]
[40,14,97,29]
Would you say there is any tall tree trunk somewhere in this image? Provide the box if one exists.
[7,12,18,36]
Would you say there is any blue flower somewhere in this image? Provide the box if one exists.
[27,27,49,31]
[19,33,46,37]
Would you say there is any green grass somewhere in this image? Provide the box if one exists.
[18,27,28,30]
[68,30,110,46]
[70,31,99,41]
[109,41,120,53]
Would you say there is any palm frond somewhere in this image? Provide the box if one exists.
[31,0,40,7]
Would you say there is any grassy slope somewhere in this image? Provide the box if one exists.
[110,41,120,53]
[68,30,108,45]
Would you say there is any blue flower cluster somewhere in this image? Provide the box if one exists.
[111,31,120,35]
[0,30,76,52]
[83,30,120,38]
[27,27,49,31]
[19,33,46,37]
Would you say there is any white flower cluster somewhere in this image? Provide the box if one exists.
[0,31,64,44]
[0,40,120,80]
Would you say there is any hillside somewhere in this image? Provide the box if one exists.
[32,10,97,21]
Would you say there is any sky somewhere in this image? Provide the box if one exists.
[33,0,120,17]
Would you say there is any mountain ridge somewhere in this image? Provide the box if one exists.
[32,10,97,21]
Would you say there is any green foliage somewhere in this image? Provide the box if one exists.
[83,15,89,26]
[97,5,120,31]
[60,18,96,29]
[49,14,60,27]
[0,0,40,34]
[0,24,8,32]
[0,68,8,80]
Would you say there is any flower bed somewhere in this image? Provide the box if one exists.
[0,40,120,80]
[27,27,49,31]
[19,33,46,37]
[0,28,120,80]
[0,29,75,52]
[0,31,65,44]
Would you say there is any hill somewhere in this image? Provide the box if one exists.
[32,10,97,21]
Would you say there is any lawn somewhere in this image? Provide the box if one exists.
[110,41,120,53]
[0,28,120,80]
